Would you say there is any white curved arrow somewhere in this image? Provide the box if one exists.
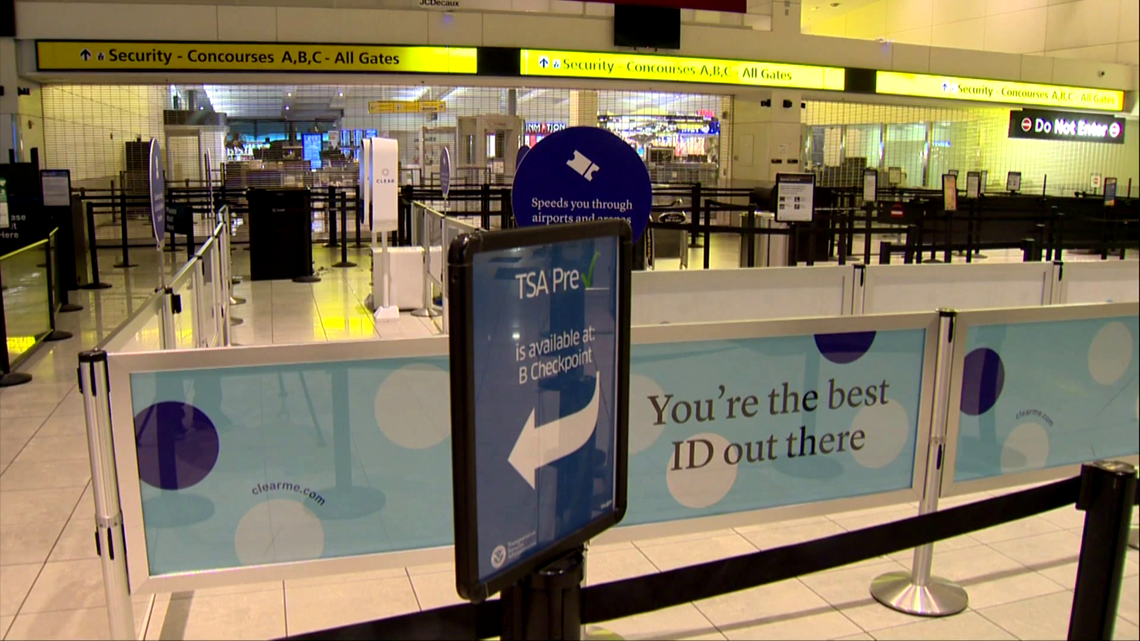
[508,377,601,489]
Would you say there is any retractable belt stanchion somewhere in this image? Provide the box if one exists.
[411,204,440,319]
[43,231,73,342]
[332,190,356,268]
[870,309,969,617]
[81,202,113,290]
[113,189,136,269]
[1067,461,1137,641]
[78,350,136,640]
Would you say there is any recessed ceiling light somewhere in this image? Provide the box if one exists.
[287,92,292,97]
[285,106,290,110]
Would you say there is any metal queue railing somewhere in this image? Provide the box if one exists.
[408,201,480,335]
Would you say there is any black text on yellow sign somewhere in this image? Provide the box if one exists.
[36,41,478,74]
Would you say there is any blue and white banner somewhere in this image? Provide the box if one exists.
[950,312,1140,484]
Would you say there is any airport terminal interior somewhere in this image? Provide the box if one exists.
[2,0,1140,640]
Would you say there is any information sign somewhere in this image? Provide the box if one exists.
[370,138,399,232]
[966,171,980,200]
[1009,109,1125,144]
[876,71,1124,112]
[511,127,652,241]
[1091,173,1103,191]
[1006,171,1022,193]
[448,220,632,601]
[1104,177,1117,207]
[943,174,957,211]
[862,168,877,204]
[775,173,815,223]
[888,167,902,186]
[440,146,451,199]
[516,145,530,171]
[302,133,323,169]
[41,169,71,208]
[148,139,165,247]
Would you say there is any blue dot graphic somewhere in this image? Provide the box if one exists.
[134,401,220,490]
[814,332,877,364]
[960,348,1005,416]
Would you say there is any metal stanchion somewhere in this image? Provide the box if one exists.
[332,192,356,268]
[78,350,135,640]
[81,202,113,290]
[191,257,205,348]
[43,234,73,342]
[159,287,177,350]
[870,309,968,617]
[412,204,440,319]
[1067,461,1137,641]
[324,186,339,249]
[113,189,136,268]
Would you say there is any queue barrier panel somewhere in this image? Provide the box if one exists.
[858,262,1056,315]
[630,265,856,326]
[104,311,936,594]
[1054,260,1140,305]
[942,302,1140,497]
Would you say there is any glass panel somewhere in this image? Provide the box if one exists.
[1,241,52,366]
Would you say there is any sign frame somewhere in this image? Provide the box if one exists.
[942,173,958,212]
[966,171,981,200]
[520,48,845,92]
[447,220,632,603]
[40,169,72,208]
[774,173,815,223]
[862,168,877,204]
[35,40,478,75]
[1006,171,1022,194]
[1008,109,1126,144]
[1103,177,1117,207]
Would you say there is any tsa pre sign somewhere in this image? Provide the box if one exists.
[449,222,631,601]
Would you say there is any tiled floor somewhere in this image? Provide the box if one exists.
[1,242,1137,640]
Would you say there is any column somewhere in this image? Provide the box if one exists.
[568,90,598,128]
[731,89,803,188]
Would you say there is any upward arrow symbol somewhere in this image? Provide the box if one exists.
[80,49,92,61]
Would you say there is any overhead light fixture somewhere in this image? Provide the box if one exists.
[287,92,292,97]
[339,92,344,97]
[830,1,840,6]
[285,105,290,110]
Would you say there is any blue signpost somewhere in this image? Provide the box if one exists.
[440,146,452,200]
[512,127,652,242]
[448,220,632,629]
[148,139,165,249]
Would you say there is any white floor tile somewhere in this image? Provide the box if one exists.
[585,548,658,586]
[5,603,149,640]
[0,487,84,528]
[0,419,45,443]
[987,530,1082,570]
[976,591,1073,640]
[695,578,858,640]
[147,591,285,640]
[872,611,1016,640]
[735,520,845,551]
[284,575,418,636]
[897,545,1067,609]
[46,515,97,563]
[970,516,1062,545]
[408,570,466,611]
[0,459,91,492]
[589,603,723,641]
[20,559,105,613]
[638,533,757,572]
[797,560,919,632]
[1,614,13,638]
[0,564,41,616]
[0,522,67,566]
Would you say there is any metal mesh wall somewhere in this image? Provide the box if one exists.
[803,100,1140,197]
[41,85,169,188]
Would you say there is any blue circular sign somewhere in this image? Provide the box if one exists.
[440,146,452,199]
[148,139,166,247]
[515,145,530,171]
[512,127,651,241]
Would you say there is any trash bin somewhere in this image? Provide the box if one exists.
[651,211,689,269]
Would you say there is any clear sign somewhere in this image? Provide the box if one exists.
[862,168,877,203]
[1091,173,1103,191]
[943,174,958,211]
[148,139,165,247]
[1006,171,1022,193]
[775,173,815,223]
[448,220,631,601]
[41,169,71,207]
[440,146,452,200]
[512,127,652,241]
[966,171,981,199]
[1104,177,1117,207]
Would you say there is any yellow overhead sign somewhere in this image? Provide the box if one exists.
[521,49,845,91]
[876,71,1124,112]
[36,41,477,74]
[368,100,446,114]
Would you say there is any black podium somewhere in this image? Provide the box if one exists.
[247,188,318,282]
